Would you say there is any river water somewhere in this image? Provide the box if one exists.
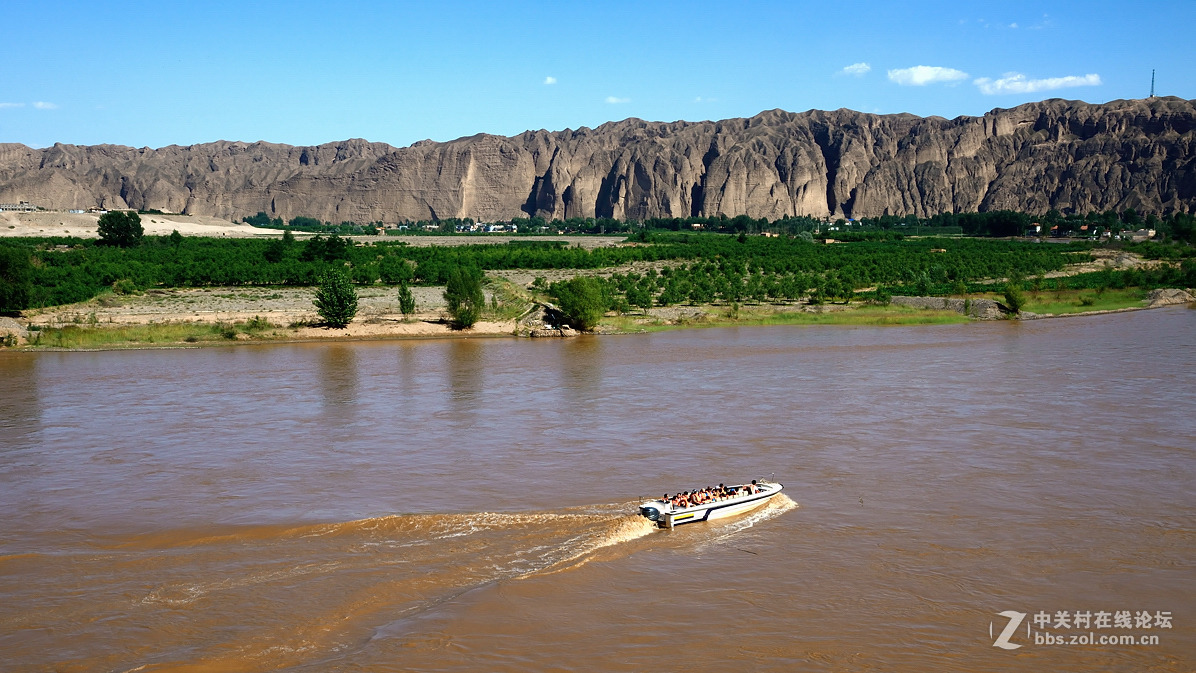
[1,308,1193,672]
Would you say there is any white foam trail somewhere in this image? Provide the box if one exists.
[141,560,344,606]
[694,494,798,551]
[518,514,657,578]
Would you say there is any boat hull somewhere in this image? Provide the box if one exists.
[645,482,783,529]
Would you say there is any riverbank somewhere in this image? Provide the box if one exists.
[3,285,1191,351]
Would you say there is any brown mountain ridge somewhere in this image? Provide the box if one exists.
[1,97,1192,223]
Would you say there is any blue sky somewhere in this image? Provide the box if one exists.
[3,0,1193,149]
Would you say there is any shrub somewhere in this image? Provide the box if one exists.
[111,279,138,295]
[550,276,607,331]
[313,268,358,328]
[1003,284,1026,314]
[444,266,484,329]
[245,315,272,331]
[874,286,892,305]
[398,281,416,318]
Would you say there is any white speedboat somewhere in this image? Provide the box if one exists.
[638,481,783,529]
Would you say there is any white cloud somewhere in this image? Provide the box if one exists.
[543,76,557,85]
[0,102,25,109]
[974,72,1102,94]
[887,66,969,86]
[1009,22,1018,28]
[33,101,58,110]
[605,96,630,104]
[840,62,871,77]
[694,96,718,103]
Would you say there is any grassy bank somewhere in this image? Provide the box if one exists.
[26,318,287,349]
[959,288,1149,315]
[603,303,970,333]
[10,287,1183,350]
[1019,288,1148,314]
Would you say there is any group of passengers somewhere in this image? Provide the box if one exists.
[663,480,760,509]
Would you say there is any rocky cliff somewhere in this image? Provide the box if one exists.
[2,97,1192,222]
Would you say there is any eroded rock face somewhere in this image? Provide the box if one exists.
[1,97,1192,222]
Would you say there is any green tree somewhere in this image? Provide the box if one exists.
[0,246,33,313]
[380,256,413,284]
[169,229,183,252]
[300,234,350,262]
[444,266,484,329]
[97,211,144,247]
[1003,282,1026,315]
[398,281,416,318]
[874,285,892,305]
[550,276,607,331]
[626,283,654,312]
[914,272,932,296]
[822,275,843,303]
[263,238,286,263]
[313,268,358,328]
[289,216,324,229]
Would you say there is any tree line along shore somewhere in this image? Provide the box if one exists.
[2,210,1194,349]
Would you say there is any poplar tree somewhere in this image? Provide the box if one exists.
[444,266,484,329]
[398,281,416,318]
[314,268,358,328]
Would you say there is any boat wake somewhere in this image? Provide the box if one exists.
[4,500,783,672]
[691,493,799,551]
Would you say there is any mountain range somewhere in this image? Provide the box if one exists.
[1,97,1192,223]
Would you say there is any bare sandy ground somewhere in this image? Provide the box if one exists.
[20,285,532,341]
[26,285,449,324]
[0,211,270,238]
[0,212,630,249]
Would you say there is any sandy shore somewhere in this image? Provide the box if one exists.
[0,211,273,238]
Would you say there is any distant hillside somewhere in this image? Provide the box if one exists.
[1,97,1193,223]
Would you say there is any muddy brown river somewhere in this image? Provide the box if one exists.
[1,308,1193,672]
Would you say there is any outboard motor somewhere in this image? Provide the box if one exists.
[639,501,665,523]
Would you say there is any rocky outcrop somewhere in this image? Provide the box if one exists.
[1147,288,1194,306]
[1,97,1192,222]
[0,317,29,345]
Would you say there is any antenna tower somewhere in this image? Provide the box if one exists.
[1150,70,1155,98]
